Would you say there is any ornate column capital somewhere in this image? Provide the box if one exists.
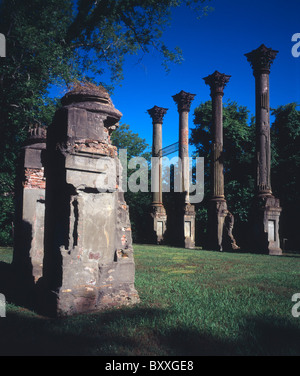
[25,124,47,146]
[147,106,168,124]
[245,44,278,75]
[172,90,196,112]
[203,71,231,96]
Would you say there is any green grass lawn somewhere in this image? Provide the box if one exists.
[0,245,299,356]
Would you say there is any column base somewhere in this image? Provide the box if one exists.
[208,199,240,252]
[150,204,167,245]
[250,195,282,255]
[164,193,195,248]
[55,253,139,316]
[183,203,196,249]
[208,199,227,251]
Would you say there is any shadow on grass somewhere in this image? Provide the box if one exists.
[0,304,299,356]
[1,260,299,356]
[0,262,17,302]
[0,261,37,312]
[159,317,300,356]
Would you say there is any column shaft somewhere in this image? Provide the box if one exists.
[203,71,237,252]
[211,91,225,199]
[255,72,272,195]
[172,90,196,249]
[148,106,168,207]
[179,110,190,201]
[245,44,282,255]
[152,122,163,205]
[147,106,168,245]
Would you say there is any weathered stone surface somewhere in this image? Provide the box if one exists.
[13,126,47,284]
[245,45,282,255]
[148,106,168,244]
[207,199,227,252]
[183,203,196,249]
[150,204,167,245]
[223,211,240,251]
[42,85,139,316]
[249,195,282,255]
[245,45,278,197]
[172,91,196,249]
[203,72,239,251]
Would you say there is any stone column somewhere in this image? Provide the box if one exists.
[43,85,139,316]
[147,106,168,244]
[13,125,47,286]
[245,44,282,255]
[203,71,239,251]
[172,90,196,249]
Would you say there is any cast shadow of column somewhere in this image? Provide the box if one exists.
[0,220,37,310]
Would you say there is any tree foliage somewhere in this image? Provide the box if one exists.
[111,123,150,161]
[191,100,255,247]
[111,123,152,243]
[191,100,300,251]
[271,103,300,250]
[0,0,211,245]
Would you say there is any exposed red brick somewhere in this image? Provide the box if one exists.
[24,168,46,189]
[89,252,100,260]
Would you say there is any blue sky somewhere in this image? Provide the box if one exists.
[54,0,300,155]
[105,0,300,155]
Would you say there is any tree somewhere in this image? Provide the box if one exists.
[111,123,151,161]
[111,123,152,242]
[191,100,300,251]
[0,0,212,245]
[271,103,300,251]
[190,100,255,247]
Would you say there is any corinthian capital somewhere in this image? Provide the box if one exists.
[203,71,231,95]
[147,106,168,124]
[245,44,278,75]
[172,90,196,112]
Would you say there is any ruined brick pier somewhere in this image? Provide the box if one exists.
[13,126,47,286]
[14,85,139,316]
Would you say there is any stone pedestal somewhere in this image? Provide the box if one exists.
[208,199,227,251]
[252,196,282,255]
[172,91,196,249]
[43,86,139,316]
[203,71,239,251]
[150,205,167,245]
[245,45,282,255]
[183,203,196,249]
[148,106,168,244]
[13,126,47,285]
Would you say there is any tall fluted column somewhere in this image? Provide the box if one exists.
[172,91,196,249]
[147,106,168,244]
[203,71,230,201]
[245,44,282,255]
[204,71,239,251]
[173,90,196,203]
